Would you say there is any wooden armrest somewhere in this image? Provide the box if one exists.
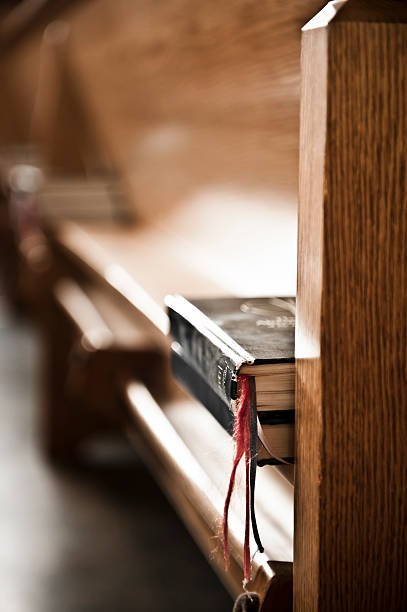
[123,381,293,606]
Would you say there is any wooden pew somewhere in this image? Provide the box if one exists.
[0,0,337,607]
[295,2,407,610]
[44,276,163,460]
[2,1,406,610]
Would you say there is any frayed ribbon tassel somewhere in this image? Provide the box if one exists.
[223,375,264,584]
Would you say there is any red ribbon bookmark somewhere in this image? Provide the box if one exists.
[223,374,252,583]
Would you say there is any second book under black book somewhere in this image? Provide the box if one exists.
[166,295,295,464]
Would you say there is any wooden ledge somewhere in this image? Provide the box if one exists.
[49,220,223,336]
[48,197,297,333]
[53,277,155,352]
[123,381,293,606]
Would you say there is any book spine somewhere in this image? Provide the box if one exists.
[171,347,235,434]
[168,307,239,405]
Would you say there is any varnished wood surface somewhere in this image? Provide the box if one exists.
[124,381,293,604]
[1,1,325,216]
[52,180,298,317]
[9,2,407,609]
[48,201,295,342]
[52,221,221,336]
[295,1,407,610]
[0,6,103,171]
[62,0,324,220]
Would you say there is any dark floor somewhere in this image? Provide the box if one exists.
[0,304,232,612]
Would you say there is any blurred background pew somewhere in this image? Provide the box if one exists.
[11,2,407,612]
[3,1,407,611]
[0,1,327,609]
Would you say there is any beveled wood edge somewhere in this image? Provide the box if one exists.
[302,0,345,31]
[303,0,407,31]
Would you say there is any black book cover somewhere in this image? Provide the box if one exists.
[166,295,295,407]
[171,345,235,434]
[171,345,294,466]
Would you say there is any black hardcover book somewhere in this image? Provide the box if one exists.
[166,295,295,463]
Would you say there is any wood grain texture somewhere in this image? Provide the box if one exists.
[295,1,407,610]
